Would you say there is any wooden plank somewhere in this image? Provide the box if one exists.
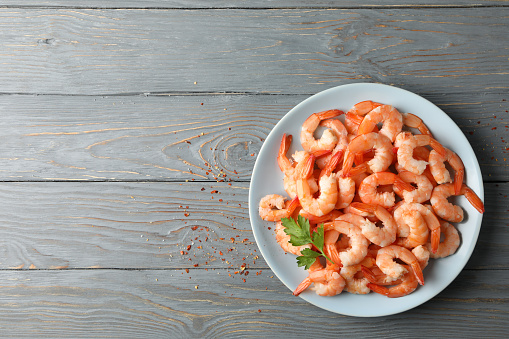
[2,1,508,8]
[0,268,506,337]
[1,93,508,182]
[0,181,505,270]
[0,8,507,95]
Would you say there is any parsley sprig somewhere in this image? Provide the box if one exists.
[281,215,333,270]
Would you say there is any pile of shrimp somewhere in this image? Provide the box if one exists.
[259,100,484,298]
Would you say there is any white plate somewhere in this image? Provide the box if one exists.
[248,83,484,317]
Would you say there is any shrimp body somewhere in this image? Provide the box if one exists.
[348,100,383,116]
[293,260,345,297]
[429,148,464,195]
[336,170,356,209]
[367,266,419,298]
[316,119,349,169]
[427,221,460,259]
[323,220,369,267]
[297,174,338,217]
[358,172,414,209]
[393,171,433,204]
[259,194,299,221]
[430,183,485,223]
[275,221,311,256]
[376,245,425,285]
[357,105,403,142]
[300,109,342,152]
[277,133,294,176]
[402,113,432,136]
[395,132,446,175]
[394,202,440,253]
[348,203,398,247]
[343,132,393,176]
[340,257,375,294]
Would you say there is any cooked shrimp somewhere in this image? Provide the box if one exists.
[316,119,349,169]
[402,112,432,136]
[323,220,369,267]
[367,266,419,298]
[393,204,429,249]
[277,133,294,176]
[335,169,356,209]
[427,221,460,259]
[395,132,446,175]
[344,112,363,135]
[357,105,403,142]
[297,158,338,216]
[348,202,398,247]
[429,148,464,195]
[412,245,431,269]
[394,202,441,253]
[282,151,318,198]
[358,172,415,209]
[342,132,394,176]
[275,221,312,256]
[393,171,433,203]
[300,109,342,152]
[293,260,345,297]
[299,209,342,225]
[430,183,485,223]
[348,100,383,116]
[376,244,425,285]
[340,257,375,294]
[259,194,300,221]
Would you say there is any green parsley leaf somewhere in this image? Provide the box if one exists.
[281,217,334,270]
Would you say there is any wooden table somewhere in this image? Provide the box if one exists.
[1,1,508,337]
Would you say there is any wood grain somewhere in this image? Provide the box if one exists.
[3,1,509,8]
[0,268,506,337]
[1,93,507,182]
[0,181,504,270]
[0,8,507,95]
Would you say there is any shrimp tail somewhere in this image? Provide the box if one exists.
[287,195,300,214]
[410,262,425,286]
[342,153,355,177]
[300,154,316,179]
[429,138,447,157]
[454,168,464,196]
[367,283,390,296]
[361,265,378,284]
[293,277,312,296]
[320,150,344,178]
[393,177,416,192]
[430,227,440,254]
[461,185,485,214]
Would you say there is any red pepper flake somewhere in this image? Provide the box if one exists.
[193,264,199,267]
[185,140,191,144]
[219,251,223,256]
[200,187,205,191]
[492,127,497,130]
[230,237,235,243]
[211,190,218,194]
[219,199,223,202]
[191,226,199,231]
[200,103,204,105]
[186,245,192,251]
[469,131,474,135]
[185,268,189,273]
[258,309,261,313]
[184,213,189,217]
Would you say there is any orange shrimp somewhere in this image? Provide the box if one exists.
[342,132,394,176]
[367,266,419,298]
[293,260,345,297]
[358,172,415,209]
[300,109,343,152]
[348,202,398,247]
[393,202,441,253]
[348,100,383,116]
[375,244,425,286]
[340,256,376,294]
[429,148,464,195]
[296,156,338,217]
[430,183,484,223]
[316,118,349,169]
[393,170,433,203]
[427,221,460,259]
[357,105,403,142]
[323,220,369,267]
[395,132,446,175]
[258,194,300,222]
[402,112,433,136]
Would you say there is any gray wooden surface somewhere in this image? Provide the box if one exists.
[1,1,508,337]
